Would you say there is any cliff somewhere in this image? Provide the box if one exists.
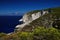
[15,10,49,30]
[15,7,60,31]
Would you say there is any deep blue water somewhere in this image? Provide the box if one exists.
[0,16,22,33]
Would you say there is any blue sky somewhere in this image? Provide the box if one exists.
[0,0,60,16]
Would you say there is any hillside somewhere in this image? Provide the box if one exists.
[0,7,60,40]
[21,7,60,31]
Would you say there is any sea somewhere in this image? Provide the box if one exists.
[0,16,22,33]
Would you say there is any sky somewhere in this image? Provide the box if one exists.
[0,0,60,16]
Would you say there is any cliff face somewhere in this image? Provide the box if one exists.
[21,7,60,31]
[15,10,49,30]
[15,7,60,31]
[19,10,49,23]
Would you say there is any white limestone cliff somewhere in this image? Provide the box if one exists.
[15,10,49,30]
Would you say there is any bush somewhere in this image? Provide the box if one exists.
[0,33,7,40]
[33,27,60,40]
[0,27,60,40]
[17,32,33,40]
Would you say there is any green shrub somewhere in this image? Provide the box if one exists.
[33,27,60,40]
[0,33,7,40]
[17,32,33,40]
[0,27,60,40]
